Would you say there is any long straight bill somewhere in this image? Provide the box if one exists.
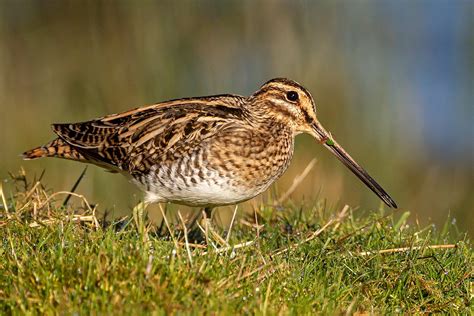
[312,122,398,208]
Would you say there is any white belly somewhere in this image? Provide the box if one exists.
[138,164,266,207]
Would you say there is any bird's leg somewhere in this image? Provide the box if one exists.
[204,207,213,220]
[201,207,214,245]
[187,207,214,244]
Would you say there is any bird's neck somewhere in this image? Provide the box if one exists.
[246,106,297,137]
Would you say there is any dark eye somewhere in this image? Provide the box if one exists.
[286,91,299,102]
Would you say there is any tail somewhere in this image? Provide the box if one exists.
[22,138,86,161]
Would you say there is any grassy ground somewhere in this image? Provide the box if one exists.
[0,171,472,314]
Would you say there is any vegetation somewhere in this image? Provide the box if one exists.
[0,171,472,314]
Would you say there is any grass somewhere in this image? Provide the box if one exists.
[0,171,472,314]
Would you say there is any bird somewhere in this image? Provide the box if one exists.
[23,78,397,219]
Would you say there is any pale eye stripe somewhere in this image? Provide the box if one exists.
[270,98,292,107]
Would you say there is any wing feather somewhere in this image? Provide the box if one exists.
[50,95,248,173]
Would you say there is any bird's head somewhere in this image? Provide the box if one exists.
[250,78,397,208]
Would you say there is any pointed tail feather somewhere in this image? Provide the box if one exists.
[22,138,86,161]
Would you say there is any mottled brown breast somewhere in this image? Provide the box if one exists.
[206,121,294,192]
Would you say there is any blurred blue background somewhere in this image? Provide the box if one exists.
[0,0,472,233]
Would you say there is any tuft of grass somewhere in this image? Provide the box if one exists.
[0,172,472,314]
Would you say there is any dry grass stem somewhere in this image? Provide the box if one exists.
[273,205,350,256]
[144,254,153,279]
[237,263,266,282]
[333,204,350,231]
[195,221,219,251]
[34,191,95,214]
[132,202,150,243]
[240,219,265,230]
[20,181,41,207]
[202,240,255,256]
[237,262,285,284]
[255,263,285,284]
[263,279,272,315]
[357,244,457,256]
[14,188,100,229]
[225,205,238,243]
[158,204,180,257]
[178,211,193,266]
[28,214,98,228]
[276,158,317,205]
[177,242,206,249]
[0,183,10,216]
[196,217,229,247]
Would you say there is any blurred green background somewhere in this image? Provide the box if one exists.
[0,1,472,233]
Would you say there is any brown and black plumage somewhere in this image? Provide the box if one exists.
[23,78,397,211]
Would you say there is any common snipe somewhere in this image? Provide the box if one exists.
[23,78,397,216]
